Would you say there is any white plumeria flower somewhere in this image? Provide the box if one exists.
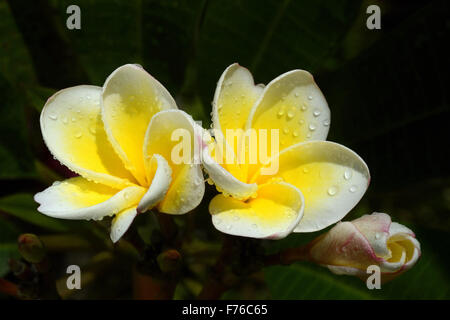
[34,64,204,242]
[202,63,370,239]
[309,212,421,282]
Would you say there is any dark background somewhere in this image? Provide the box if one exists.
[0,0,449,299]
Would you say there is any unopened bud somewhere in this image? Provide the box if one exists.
[18,234,46,263]
[157,249,182,273]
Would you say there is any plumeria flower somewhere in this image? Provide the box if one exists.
[34,64,204,242]
[202,63,370,239]
[308,212,421,282]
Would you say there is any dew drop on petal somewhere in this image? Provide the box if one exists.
[308,95,313,100]
[74,132,83,139]
[283,127,289,134]
[349,185,358,193]
[323,119,330,126]
[48,113,58,120]
[327,186,338,196]
[344,169,353,180]
[313,109,321,117]
[308,123,316,131]
[287,109,295,119]
[375,232,381,240]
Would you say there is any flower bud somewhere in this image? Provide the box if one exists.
[309,212,420,282]
[157,249,182,273]
[18,233,46,264]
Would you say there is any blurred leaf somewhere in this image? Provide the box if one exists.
[264,263,373,299]
[0,217,20,277]
[0,73,37,180]
[0,193,69,232]
[323,0,450,190]
[0,1,36,84]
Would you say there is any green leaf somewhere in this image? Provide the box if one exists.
[264,263,373,299]
[0,73,36,180]
[0,1,36,84]
[0,217,20,277]
[0,193,70,232]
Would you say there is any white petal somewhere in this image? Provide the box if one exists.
[110,207,138,243]
[34,177,146,220]
[137,154,171,213]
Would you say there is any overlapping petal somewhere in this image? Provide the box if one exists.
[209,181,304,239]
[143,110,204,214]
[102,64,177,186]
[255,141,370,232]
[40,85,136,189]
[34,176,145,221]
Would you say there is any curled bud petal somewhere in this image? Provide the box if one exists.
[157,249,182,273]
[18,234,47,264]
[309,212,421,282]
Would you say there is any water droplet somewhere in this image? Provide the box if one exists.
[308,95,313,100]
[283,127,289,134]
[48,113,58,120]
[344,169,353,180]
[313,109,321,117]
[287,109,295,119]
[308,123,316,131]
[74,132,83,139]
[298,119,304,125]
[375,232,381,240]
[71,117,76,122]
[277,107,285,117]
[303,167,309,174]
[327,186,338,196]
[306,133,312,138]
[292,130,299,137]
[62,117,68,124]
[89,126,96,134]
[323,119,330,126]
[349,185,358,193]
[301,103,308,111]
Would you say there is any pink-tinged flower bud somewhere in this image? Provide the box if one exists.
[309,212,420,282]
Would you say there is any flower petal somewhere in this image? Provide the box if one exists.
[256,141,370,232]
[212,63,264,154]
[209,181,304,239]
[202,144,257,200]
[34,177,146,220]
[246,69,330,150]
[110,206,138,243]
[351,212,392,258]
[40,85,136,189]
[137,154,171,213]
[102,64,177,186]
[309,221,383,270]
[143,110,204,214]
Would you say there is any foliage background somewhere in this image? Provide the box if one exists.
[0,0,449,299]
